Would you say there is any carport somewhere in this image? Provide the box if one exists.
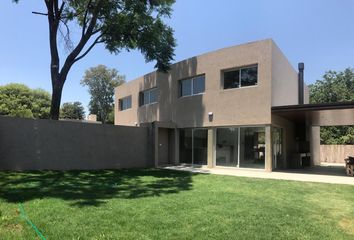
[272,101,354,173]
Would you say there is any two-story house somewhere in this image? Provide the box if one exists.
[114,39,354,171]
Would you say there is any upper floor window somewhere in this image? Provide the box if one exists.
[119,96,132,111]
[179,75,205,97]
[140,88,158,106]
[223,65,258,89]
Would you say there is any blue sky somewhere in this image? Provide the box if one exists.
[1,0,354,114]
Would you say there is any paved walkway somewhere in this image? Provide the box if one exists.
[162,165,354,185]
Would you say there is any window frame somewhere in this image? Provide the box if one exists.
[179,74,206,98]
[222,64,258,90]
[139,87,158,106]
[119,95,132,111]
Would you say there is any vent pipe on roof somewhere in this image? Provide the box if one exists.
[298,62,304,105]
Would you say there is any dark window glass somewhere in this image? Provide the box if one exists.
[216,128,239,167]
[143,91,150,105]
[119,96,132,111]
[239,127,265,169]
[181,79,192,97]
[193,129,208,165]
[149,88,158,103]
[179,128,207,165]
[141,88,158,105]
[180,75,205,97]
[193,75,205,94]
[126,96,132,109]
[241,66,257,87]
[179,129,192,164]
[224,70,240,89]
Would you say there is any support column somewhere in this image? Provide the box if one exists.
[207,128,216,168]
[174,128,179,164]
[153,123,159,167]
[310,126,321,166]
[265,126,273,172]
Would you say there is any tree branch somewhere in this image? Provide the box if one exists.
[53,0,59,16]
[57,1,65,18]
[59,0,102,80]
[59,19,73,51]
[32,11,48,16]
[74,34,103,63]
[92,26,103,35]
[82,0,93,37]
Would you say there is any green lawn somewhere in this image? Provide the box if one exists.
[0,169,353,240]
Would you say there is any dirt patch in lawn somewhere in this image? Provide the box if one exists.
[339,218,354,235]
[2,223,23,233]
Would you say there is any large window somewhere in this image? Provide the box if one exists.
[239,127,265,169]
[223,65,258,89]
[119,96,132,111]
[179,129,208,165]
[140,88,158,106]
[272,127,283,169]
[216,128,239,167]
[215,126,265,169]
[179,75,205,97]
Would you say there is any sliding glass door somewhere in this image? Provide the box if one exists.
[179,129,208,165]
[272,127,283,169]
[180,126,267,169]
[179,129,193,164]
[216,126,266,169]
[239,127,265,169]
[216,128,239,167]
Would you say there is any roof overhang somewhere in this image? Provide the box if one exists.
[272,102,354,126]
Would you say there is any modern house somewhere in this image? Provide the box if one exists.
[114,39,354,171]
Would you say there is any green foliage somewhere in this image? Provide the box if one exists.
[309,68,354,103]
[106,108,115,124]
[309,68,354,144]
[60,101,85,120]
[23,0,176,72]
[13,0,176,120]
[63,0,176,71]
[319,126,354,144]
[81,65,125,124]
[0,83,51,119]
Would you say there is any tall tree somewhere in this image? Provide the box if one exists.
[0,83,51,119]
[309,68,354,144]
[81,65,125,124]
[60,101,85,120]
[13,0,176,120]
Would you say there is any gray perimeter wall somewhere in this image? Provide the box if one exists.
[0,116,152,171]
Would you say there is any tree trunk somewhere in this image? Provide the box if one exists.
[50,80,64,120]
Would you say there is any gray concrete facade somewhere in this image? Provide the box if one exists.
[115,39,309,128]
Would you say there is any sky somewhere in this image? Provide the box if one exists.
[1,0,354,115]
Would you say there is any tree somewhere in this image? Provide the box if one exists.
[13,0,176,120]
[81,65,125,124]
[106,108,115,124]
[309,68,354,144]
[0,83,51,119]
[60,101,85,120]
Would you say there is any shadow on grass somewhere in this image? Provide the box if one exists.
[0,169,193,207]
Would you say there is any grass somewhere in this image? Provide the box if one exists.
[0,169,353,240]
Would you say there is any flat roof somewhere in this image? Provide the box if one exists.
[272,101,354,126]
[272,101,354,113]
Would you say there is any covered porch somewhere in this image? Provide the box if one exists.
[272,101,354,171]
[152,102,354,175]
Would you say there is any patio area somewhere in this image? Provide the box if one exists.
[161,164,354,185]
